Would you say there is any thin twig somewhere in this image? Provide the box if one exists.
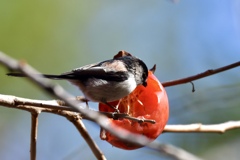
[163,121,240,133]
[98,112,156,124]
[30,111,40,160]
[162,61,240,87]
[122,115,156,124]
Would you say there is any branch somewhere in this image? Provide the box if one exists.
[0,94,155,124]
[162,61,240,87]
[74,120,106,160]
[156,144,203,160]
[0,94,106,160]
[3,52,238,159]
[163,121,240,133]
[0,51,155,148]
[30,111,40,160]
[0,94,204,160]
[2,94,240,134]
[99,112,156,124]
[61,110,106,160]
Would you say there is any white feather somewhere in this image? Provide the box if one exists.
[69,74,137,102]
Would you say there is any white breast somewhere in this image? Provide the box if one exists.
[69,74,137,102]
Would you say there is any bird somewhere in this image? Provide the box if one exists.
[7,54,148,112]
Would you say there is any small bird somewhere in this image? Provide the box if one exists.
[7,53,148,112]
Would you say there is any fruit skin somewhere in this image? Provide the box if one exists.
[99,71,169,150]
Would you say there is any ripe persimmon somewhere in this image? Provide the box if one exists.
[99,70,169,150]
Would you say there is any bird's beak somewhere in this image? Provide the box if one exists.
[143,81,147,87]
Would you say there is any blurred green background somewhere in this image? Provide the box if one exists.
[1,0,240,159]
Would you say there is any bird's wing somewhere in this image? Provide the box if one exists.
[61,61,129,82]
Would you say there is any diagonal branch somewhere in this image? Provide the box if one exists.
[162,61,240,87]
[59,110,107,160]
[157,144,203,160]
[68,115,106,160]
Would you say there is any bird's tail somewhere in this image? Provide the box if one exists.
[6,72,71,80]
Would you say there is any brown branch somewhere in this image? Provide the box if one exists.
[98,112,156,124]
[0,94,155,124]
[30,111,40,160]
[4,51,239,159]
[0,94,107,160]
[0,94,208,160]
[68,115,106,160]
[1,94,240,134]
[162,61,240,87]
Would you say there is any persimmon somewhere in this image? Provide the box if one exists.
[99,70,169,150]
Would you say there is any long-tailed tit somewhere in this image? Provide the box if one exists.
[7,52,148,111]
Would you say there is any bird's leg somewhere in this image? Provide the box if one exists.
[104,102,120,113]
[76,96,89,108]
[85,101,89,108]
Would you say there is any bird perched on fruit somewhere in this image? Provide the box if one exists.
[7,51,148,112]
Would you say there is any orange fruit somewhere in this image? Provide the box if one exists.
[99,71,169,150]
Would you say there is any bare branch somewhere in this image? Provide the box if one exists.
[162,61,240,87]
[2,94,240,134]
[4,51,237,159]
[0,94,155,124]
[0,93,205,160]
[164,121,240,133]
[68,115,106,160]
[0,94,106,160]
[98,112,156,124]
[30,111,40,160]
[156,144,203,160]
